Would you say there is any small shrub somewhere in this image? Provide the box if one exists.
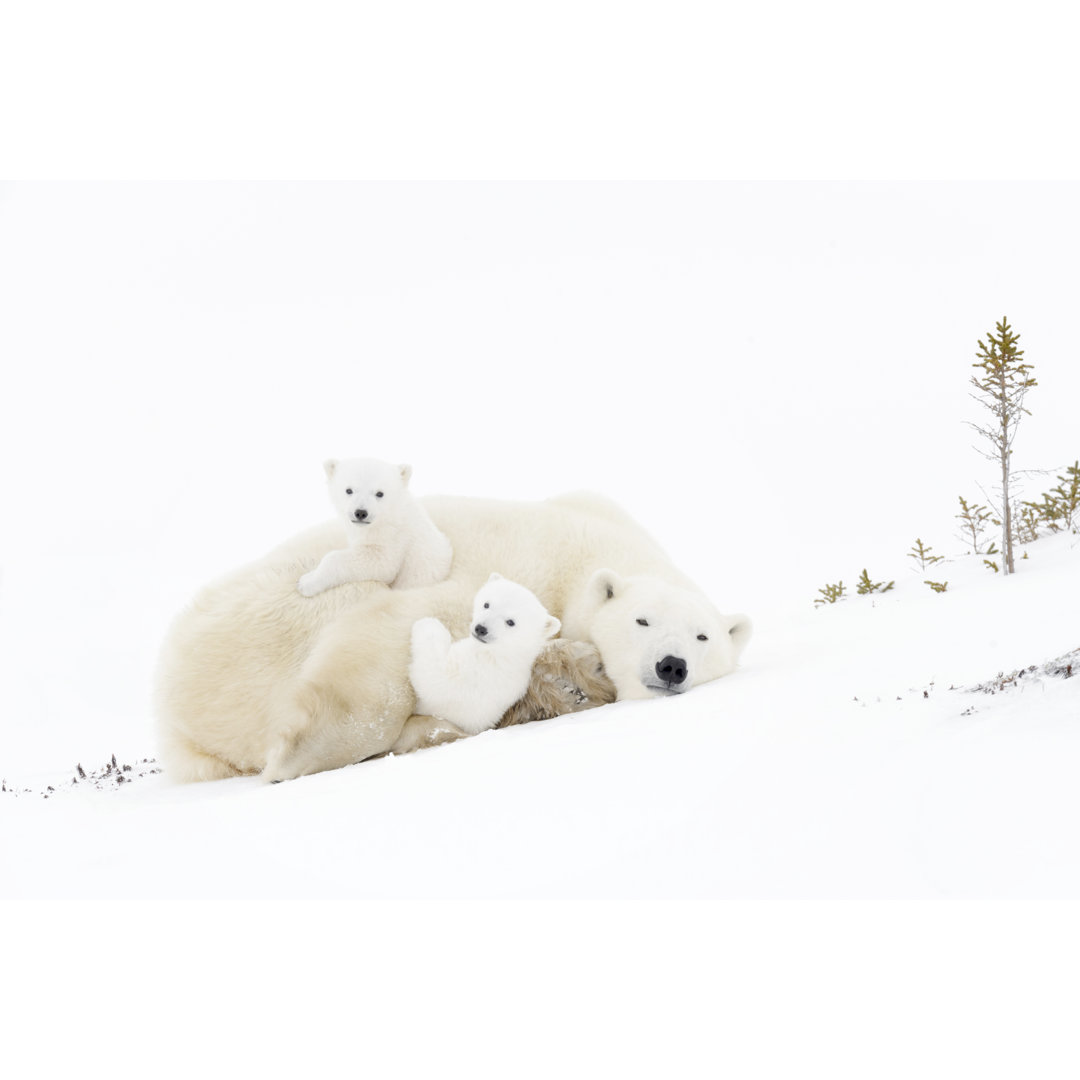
[1025,460,1080,534]
[856,569,895,595]
[956,496,995,554]
[907,538,944,572]
[814,581,846,606]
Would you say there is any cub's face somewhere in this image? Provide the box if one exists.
[323,457,411,527]
[585,569,752,700]
[471,573,561,650]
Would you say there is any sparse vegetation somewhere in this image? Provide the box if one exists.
[809,318,1068,608]
[814,581,846,606]
[907,538,944,573]
[968,317,1037,575]
[956,496,996,555]
[1,756,161,799]
[967,648,1078,694]
[1023,460,1080,535]
[856,569,894,595]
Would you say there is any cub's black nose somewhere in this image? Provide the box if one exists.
[354,508,368,521]
[656,655,687,686]
[474,624,488,638]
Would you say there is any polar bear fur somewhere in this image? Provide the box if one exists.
[409,574,561,736]
[155,492,751,783]
[386,639,616,756]
[297,457,452,596]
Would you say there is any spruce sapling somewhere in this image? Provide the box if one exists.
[956,496,995,555]
[967,317,1037,575]
[814,581,846,606]
[907,538,944,573]
[856,569,895,595]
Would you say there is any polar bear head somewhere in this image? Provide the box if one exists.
[583,569,752,700]
[471,573,561,652]
[323,457,412,528]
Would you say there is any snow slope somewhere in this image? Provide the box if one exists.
[3,181,1080,1077]
[2,530,1076,900]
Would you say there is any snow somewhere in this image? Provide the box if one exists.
[2,181,1080,1073]
[3,530,1076,900]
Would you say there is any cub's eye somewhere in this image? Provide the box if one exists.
[375,491,384,498]
[697,634,709,642]
[483,602,490,609]
[506,619,516,627]
[636,618,649,627]
[345,488,353,495]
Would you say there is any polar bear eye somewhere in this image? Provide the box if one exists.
[375,491,384,498]
[506,619,515,627]
[483,602,490,609]
[636,618,649,627]
[697,634,709,641]
[345,488,353,495]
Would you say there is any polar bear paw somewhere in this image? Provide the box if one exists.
[411,616,450,649]
[297,570,323,597]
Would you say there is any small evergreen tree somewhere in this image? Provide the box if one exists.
[956,495,995,554]
[856,569,895,595]
[1040,460,1080,532]
[1024,493,1063,532]
[1014,504,1040,545]
[924,580,949,593]
[814,581,846,606]
[968,317,1036,575]
[907,538,944,573]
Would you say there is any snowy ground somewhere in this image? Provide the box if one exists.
[2,529,1076,900]
[3,180,1079,1074]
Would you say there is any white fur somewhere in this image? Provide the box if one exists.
[409,574,561,736]
[577,570,752,700]
[297,457,452,596]
[155,491,751,782]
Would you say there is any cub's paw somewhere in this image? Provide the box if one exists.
[297,572,323,597]
[410,617,448,647]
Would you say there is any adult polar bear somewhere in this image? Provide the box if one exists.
[155,492,752,783]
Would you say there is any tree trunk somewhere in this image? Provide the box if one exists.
[1001,447,1013,574]
[998,366,1014,576]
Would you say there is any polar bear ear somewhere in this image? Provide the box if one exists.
[588,568,625,603]
[323,459,338,480]
[399,464,413,487]
[725,614,753,659]
[487,572,504,583]
[543,615,561,639]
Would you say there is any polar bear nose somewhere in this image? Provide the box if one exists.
[353,508,368,521]
[474,623,488,638]
[656,655,687,686]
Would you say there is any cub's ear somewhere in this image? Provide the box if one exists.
[486,571,505,584]
[587,568,625,603]
[543,615,562,639]
[323,458,339,480]
[725,614,753,658]
[399,464,413,487]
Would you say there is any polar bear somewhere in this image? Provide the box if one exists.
[297,457,452,596]
[569,569,742,700]
[155,491,751,783]
[409,574,561,737]
[386,639,616,757]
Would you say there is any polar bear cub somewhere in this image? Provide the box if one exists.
[298,457,453,596]
[409,573,562,736]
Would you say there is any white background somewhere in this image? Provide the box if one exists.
[2,1,1079,1076]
